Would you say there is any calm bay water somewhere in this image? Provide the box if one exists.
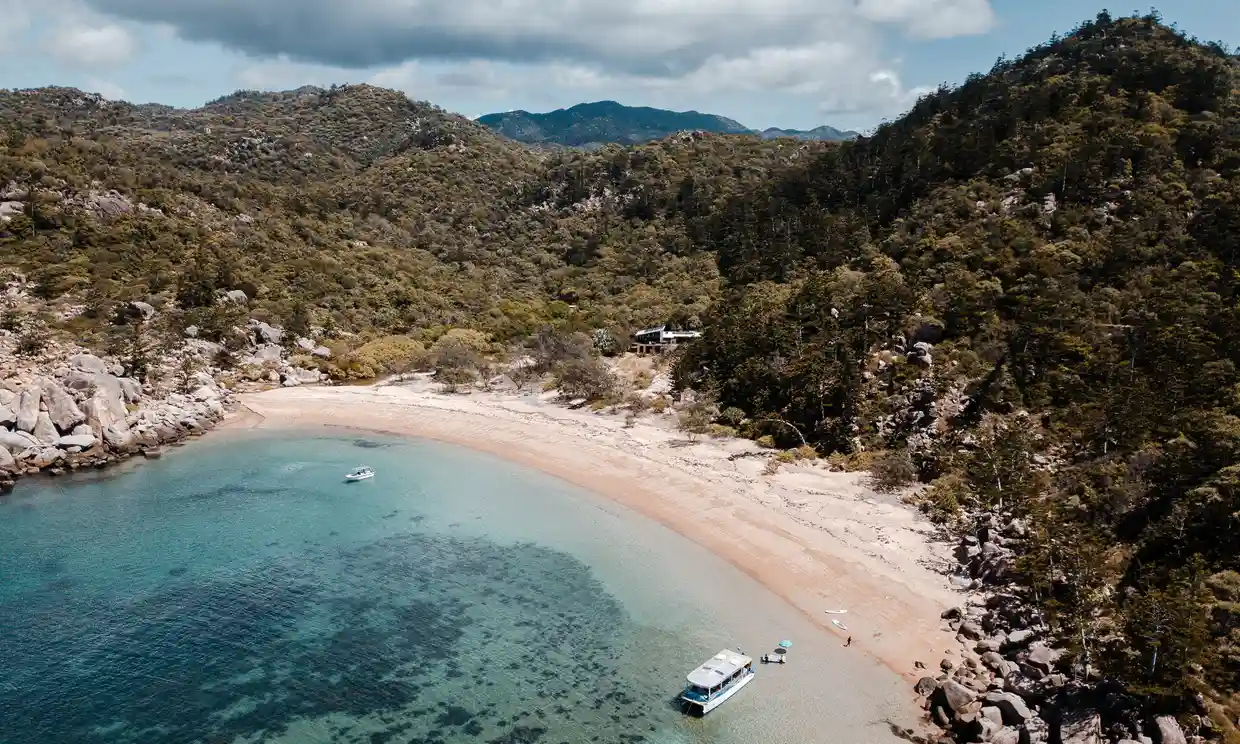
[0,430,911,744]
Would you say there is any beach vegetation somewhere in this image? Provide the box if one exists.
[336,335,428,380]
[435,366,476,394]
[865,448,918,493]
[553,356,618,401]
[676,397,719,442]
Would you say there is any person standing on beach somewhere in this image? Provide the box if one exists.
[844,637,851,647]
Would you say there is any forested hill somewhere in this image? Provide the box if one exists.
[679,10,1240,733]
[0,85,826,348]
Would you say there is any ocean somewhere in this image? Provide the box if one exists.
[0,430,912,744]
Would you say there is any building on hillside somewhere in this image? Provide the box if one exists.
[631,325,702,354]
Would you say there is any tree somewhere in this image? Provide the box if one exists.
[175,354,202,393]
[530,326,592,375]
[106,315,163,381]
[555,356,616,401]
[1112,558,1216,696]
[284,301,314,342]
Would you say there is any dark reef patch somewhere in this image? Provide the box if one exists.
[2,528,668,744]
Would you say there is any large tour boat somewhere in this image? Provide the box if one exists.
[679,649,754,715]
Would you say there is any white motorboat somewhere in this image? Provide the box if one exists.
[344,466,375,482]
[679,649,754,715]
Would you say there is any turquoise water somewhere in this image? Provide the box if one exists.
[0,431,911,744]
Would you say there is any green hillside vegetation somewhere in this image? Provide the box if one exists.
[0,85,826,350]
[676,11,1240,726]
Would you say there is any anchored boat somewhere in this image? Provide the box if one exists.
[344,466,375,482]
[679,649,754,715]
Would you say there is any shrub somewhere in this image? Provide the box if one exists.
[719,406,746,427]
[755,435,776,449]
[436,366,476,393]
[340,335,427,379]
[625,394,651,414]
[910,473,971,524]
[774,445,818,464]
[677,398,719,441]
[865,449,919,493]
[15,324,49,357]
[431,328,493,358]
[827,451,876,472]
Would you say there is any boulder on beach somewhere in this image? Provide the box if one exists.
[42,379,85,431]
[33,411,59,445]
[16,386,40,433]
[0,428,39,454]
[57,434,98,450]
[69,354,109,374]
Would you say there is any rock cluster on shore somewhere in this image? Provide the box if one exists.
[0,284,330,490]
[913,514,1199,744]
[0,345,231,490]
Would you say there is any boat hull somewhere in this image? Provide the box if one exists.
[681,670,754,715]
[344,474,374,482]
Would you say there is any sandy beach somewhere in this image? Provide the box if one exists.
[233,380,961,685]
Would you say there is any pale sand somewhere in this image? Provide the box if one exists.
[233,380,960,684]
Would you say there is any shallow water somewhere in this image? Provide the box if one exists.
[0,431,912,744]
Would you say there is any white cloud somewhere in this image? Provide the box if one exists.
[116,0,991,121]
[45,22,137,67]
[82,0,994,74]
[855,0,995,38]
[3,0,995,124]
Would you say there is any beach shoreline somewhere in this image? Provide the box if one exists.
[232,381,961,691]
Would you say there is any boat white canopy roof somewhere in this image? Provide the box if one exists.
[685,650,752,687]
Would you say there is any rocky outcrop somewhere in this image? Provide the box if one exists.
[0,277,333,491]
[0,335,239,492]
[915,512,1213,744]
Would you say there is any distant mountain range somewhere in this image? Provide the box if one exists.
[476,101,860,148]
[756,125,860,141]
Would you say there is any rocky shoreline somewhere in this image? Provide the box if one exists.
[0,344,233,492]
[0,281,332,492]
[911,513,1198,744]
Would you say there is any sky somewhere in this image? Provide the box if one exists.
[0,0,1236,132]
